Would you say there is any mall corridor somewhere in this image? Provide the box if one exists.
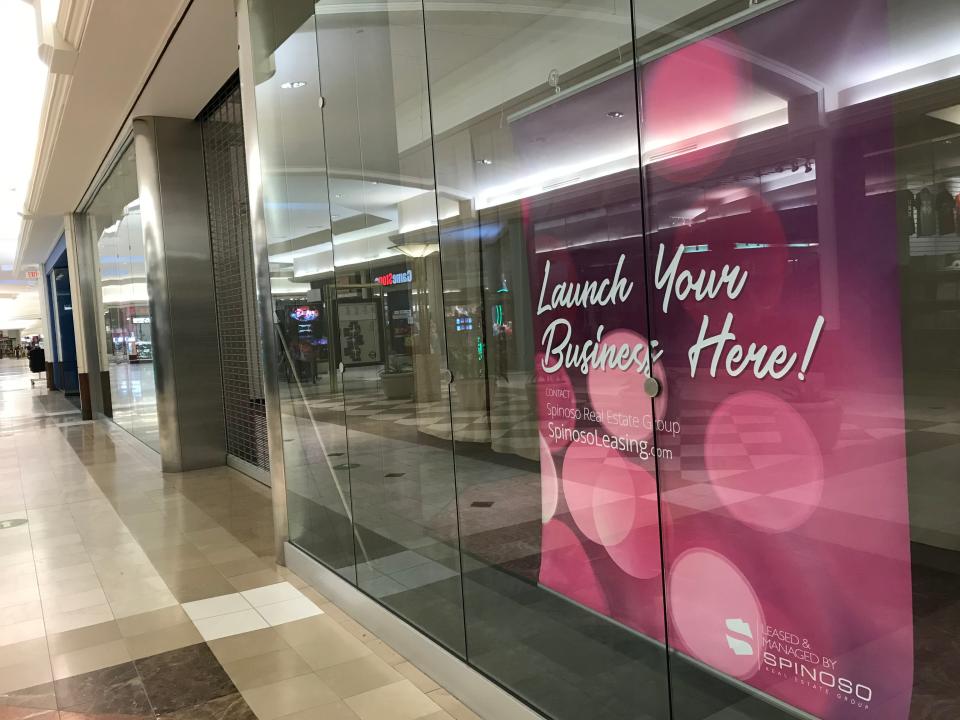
[0,360,471,720]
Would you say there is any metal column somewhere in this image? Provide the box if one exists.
[133,116,227,473]
[237,0,289,563]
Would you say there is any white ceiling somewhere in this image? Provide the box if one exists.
[18,0,238,266]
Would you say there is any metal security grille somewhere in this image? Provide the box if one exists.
[199,76,269,472]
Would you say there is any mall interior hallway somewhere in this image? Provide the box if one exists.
[0,359,473,720]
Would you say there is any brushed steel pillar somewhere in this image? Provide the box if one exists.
[237,0,289,563]
[63,213,107,420]
[133,116,226,473]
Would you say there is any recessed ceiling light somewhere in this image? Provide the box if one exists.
[280,81,307,90]
[607,111,625,119]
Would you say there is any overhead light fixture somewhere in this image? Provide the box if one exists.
[390,236,439,258]
[607,111,625,119]
[280,81,306,90]
[476,158,493,166]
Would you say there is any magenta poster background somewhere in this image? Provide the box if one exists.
[525,3,914,718]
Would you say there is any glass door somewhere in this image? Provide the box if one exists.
[315,0,467,657]
[635,1,960,719]
[423,2,670,719]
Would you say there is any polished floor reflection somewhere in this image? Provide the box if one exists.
[0,360,475,720]
[108,361,159,452]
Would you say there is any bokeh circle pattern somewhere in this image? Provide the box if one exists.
[561,444,662,579]
[668,548,764,679]
[643,32,748,184]
[540,435,559,524]
[540,519,610,615]
[586,329,668,444]
[705,391,823,533]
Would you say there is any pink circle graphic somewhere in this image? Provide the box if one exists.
[586,329,667,444]
[561,444,661,578]
[540,434,559,524]
[705,391,823,533]
[540,519,610,616]
[602,477,662,580]
[643,32,750,184]
[668,548,764,679]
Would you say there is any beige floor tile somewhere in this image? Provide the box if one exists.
[208,626,289,664]
[316,655,403,699]
[222,647,313,690]
[365,638,406,666]
[0,599,42,627]
[42,587,108,615]
[241,673,340,720]
[395,662,440,693]
[201,545,259,565]
[46,620,123,655]
[227,567,288,592]
[106,589,179,619]
[51,638,130,680]
[282,619,372,671]
[345,680,441,720]
[0,654,53,694]
[43,603,115,635]
[214,556,271,578]
[275,700,361,720]
[116,604,192,637]
[0,637,49,668]
[38,572,102,598]
[125,620,203,660]
[163,568,237,602]
[33,550,90,570]
[30,532,83,549]
[0,618,45,647]
[426,690,483,720]
[35,561,97,585]
[0,584,40,609]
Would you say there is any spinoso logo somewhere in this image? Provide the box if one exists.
[723,618,873,706]
[725,618,754,656]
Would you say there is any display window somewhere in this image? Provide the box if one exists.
[247,0,960,717]
[85,144,160,451]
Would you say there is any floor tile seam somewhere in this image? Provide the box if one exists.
[20,492,62,706]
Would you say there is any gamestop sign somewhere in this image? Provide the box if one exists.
[374,269,412,287]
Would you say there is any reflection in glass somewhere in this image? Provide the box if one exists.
[244,0,960,718]
[85,144,159,450]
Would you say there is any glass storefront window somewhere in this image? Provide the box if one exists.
[245,0,960,718]
[85,144,160,450]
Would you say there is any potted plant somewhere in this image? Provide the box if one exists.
[381,355,414,399]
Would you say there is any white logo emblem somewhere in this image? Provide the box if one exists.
[725,618,754,656]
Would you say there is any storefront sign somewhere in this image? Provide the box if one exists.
[374,269,413,287]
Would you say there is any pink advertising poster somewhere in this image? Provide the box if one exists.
[525,5,914,718]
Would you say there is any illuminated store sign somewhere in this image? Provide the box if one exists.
[290,306,319,322]
[375,269,413,287]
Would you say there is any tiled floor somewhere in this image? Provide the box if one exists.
[0,360,480,720]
